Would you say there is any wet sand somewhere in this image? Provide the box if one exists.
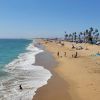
[33,51,72,100]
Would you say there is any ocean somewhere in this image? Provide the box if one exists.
[0,39,52,100]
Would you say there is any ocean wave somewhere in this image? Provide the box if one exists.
[0,41,52,100]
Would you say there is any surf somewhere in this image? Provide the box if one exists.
[0,40,52,100]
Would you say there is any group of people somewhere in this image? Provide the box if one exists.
[57,51,78,58]
[57,51,67,57]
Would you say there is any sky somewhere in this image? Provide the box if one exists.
[0,0,100,38]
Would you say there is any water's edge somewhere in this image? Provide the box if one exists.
[0,40,52,100]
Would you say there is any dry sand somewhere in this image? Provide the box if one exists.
[33,40,100,100]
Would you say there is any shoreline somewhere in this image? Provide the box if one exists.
[0,40,53,100]
[33,40,100,100]
[33,45,72,100]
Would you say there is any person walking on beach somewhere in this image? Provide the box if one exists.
[57,51,60,57]
[74,51,78,58]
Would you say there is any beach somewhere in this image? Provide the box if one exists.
[0,0,100,99]
[33,48,72,100]
[33,39,100,100]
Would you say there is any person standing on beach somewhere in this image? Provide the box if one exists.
[64,52,67,57]
[75,51,78,58]
[57,52,60,57]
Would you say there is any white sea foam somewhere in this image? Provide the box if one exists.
[0,41,52,100]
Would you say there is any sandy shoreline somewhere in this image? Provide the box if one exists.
[33,49,72,100]
[33,40,100,100]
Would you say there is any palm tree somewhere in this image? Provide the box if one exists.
[78,34,81,42]
[72,32,77,42]
[80,32,83,35]
[86,28,93,43]
[74,32,77,42]
[86,29,89,34]
[94,29,98,34]
[89,33,93,43]
[69,34,73,42]
[90,27,94,32]
[94,29,99,41]
[79,32,83,42]
[64,31,68,41]
[83,32,86,43]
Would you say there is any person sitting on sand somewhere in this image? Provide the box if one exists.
[61,43,64,46]
[19,85,23,90]
[72,44,75,49]
[76,46,83,50]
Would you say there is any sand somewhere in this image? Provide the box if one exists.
[33,49,72,100]
[33,40,100,100]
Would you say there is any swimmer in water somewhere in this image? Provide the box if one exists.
[19,85,23,90]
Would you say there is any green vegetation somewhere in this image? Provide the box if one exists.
[65,27,99,44]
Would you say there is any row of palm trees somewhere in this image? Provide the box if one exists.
[64,27,99,44]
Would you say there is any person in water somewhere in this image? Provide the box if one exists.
[19,85,23,90]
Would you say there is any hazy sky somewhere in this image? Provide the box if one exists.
[0,0,100,38]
